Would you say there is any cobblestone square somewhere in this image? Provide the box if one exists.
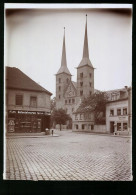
[5,130,132,181]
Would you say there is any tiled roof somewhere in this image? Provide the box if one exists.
[6,66,52,95]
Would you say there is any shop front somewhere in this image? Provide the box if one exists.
[7,110,50,133]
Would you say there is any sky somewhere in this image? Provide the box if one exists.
[5,4,132,98]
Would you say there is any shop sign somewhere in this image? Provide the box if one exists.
[8,110,45,115]
[118,116,127,120]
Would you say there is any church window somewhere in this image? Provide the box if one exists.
[80,72,83,78]
[65,100,67,104]
[89,73,91,78]
[59,78,61,83]
[59,86,61,91]
[72,99,75,103]
[80,82,83,87]
[80,90,83,96]
[90,82,91,87]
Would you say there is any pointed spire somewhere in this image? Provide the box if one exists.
[56,27,71,75]
[83,14,89,58]
[78,15,93,68]
[61,27,67,67]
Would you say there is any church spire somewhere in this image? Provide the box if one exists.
[83,14,89,58]
[78,15,93,68]
[56,27,71,75]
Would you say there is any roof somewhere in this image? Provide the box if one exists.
[6,66,52,95]
[74,104,95,114]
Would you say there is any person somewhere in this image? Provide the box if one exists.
[52,129,54,136]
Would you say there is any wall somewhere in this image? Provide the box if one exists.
[7,89,51,113]
[94,125,107,133]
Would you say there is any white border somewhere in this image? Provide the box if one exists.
[5,3,132,9]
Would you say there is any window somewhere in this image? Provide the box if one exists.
[80,114,83,120]
[80,90,83,96]
[59,95,61,99]
[59,78,61,83]
[80,72,83,78]
[117,109,121,116]
[90,82,92,87]
[82,124,85,130]
[69,99,71,103]
[80,82,83,87]
[117,123,121,131]
[16,95,23,106]
[91,125,94,130]
[89,73,91,78]
[30,96,37,107]
[65,100,67,104]
[72,108,74,112]
[123,108,127,115]
[110,109,114,116]
[76,124,78,129]
[72,99,75,103]
[75,114,78,120]
[111,93,119,101]
[88,114,91,119]
[123,123,127,130]
[66,78,69,83]
[59,86,61,91]
[90,91,92,95]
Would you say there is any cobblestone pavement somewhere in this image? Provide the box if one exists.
[5,130,132,181]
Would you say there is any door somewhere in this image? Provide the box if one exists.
[110,121,114,133]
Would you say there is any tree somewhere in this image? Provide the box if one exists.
[80,91,108,124]
[51,108,71,130]
[50,97,56,112]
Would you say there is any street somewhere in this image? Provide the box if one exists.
[5,130,132,181]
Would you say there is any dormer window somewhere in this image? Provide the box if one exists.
[80,72,83,78]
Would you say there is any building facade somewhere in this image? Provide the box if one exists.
[6,67,52,133]
[56,16,95,124]
[106,87,132,135]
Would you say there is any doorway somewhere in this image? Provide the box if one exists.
[110,121,114,133]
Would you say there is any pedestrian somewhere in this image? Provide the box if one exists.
[52,129,54,136]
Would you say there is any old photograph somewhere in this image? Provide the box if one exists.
[4,3,132,181]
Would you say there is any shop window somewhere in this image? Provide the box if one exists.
[59,86,61,91]
[65,100,67,104]
[110,109,114,116]
[80,72,83,78]
[117,108,121,116]
[123,123,127,130]
[80,82,83,87]
[16,95,23,106]
[91,125,94,130]
[72,99,75,103]
[117,123,121,131]
[80,90,83,96]
[123,108,127,115]
[30,96,37,107]
[59,78,61,83]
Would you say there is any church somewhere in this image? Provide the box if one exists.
[55,15,95,129]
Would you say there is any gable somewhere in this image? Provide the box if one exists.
[64,81,77,98]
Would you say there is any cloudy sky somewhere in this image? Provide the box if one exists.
[5,4,132,97]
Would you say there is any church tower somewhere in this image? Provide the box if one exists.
[56,28,72,109]
[77,15,94,98]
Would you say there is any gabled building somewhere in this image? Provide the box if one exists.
[55,15,95,120]
[6,66,52,133]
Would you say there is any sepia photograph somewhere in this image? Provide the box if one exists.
[4,3,132,181]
